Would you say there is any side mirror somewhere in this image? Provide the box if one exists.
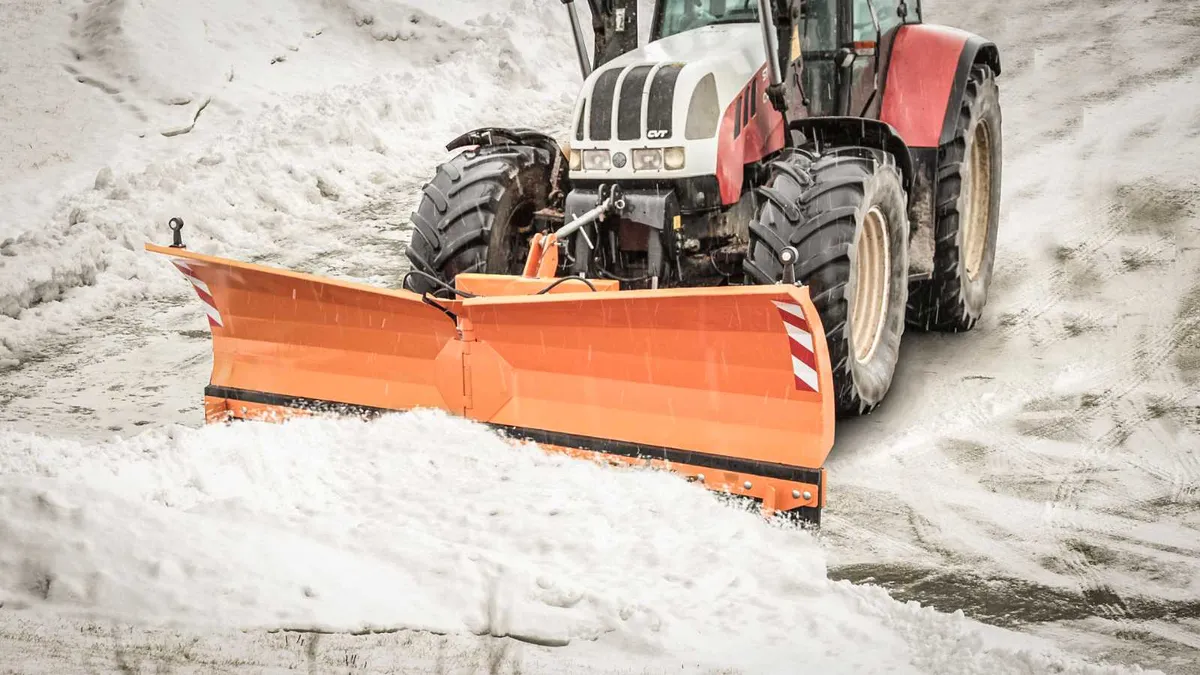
[835,46,855,68]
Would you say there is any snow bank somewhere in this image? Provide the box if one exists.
[0,413,1146,673]
[0,0,583,369]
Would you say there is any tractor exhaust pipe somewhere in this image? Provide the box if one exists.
[562,0,593,79]
[757,0,789,114]
[757,0,783,88]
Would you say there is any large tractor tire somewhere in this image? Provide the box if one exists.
[745,147,910,416]
[907,63,1003,331]
[403,143,558,296]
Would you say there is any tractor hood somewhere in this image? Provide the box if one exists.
[570,23,774,181]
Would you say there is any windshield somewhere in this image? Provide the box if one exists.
[656,1,839,51]
[657,0,760,38]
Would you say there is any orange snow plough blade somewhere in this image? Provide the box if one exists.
[147,243,835,516]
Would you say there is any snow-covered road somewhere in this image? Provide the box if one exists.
[823,1,1200,670]
[1,0,1197,673]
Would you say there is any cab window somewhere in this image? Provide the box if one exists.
[657,0,760,39]
[853,0,905,41]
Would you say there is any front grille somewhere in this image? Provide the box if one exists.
[588,68,623,141]
[617,65,653,140]
[646,64,683,139]
[582,62,684,142]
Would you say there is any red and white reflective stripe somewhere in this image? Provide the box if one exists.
[772,300,819,392]
[172,260,223,328]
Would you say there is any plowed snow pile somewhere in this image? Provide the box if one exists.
[0,414,1140,674]
[0,0,1197,672]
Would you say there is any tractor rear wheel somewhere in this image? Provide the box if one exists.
[745,147,910,416]
[907,63,1003,331]
[403,144,557,296]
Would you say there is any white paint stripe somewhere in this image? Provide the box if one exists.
[185,275,213,297]
[173,263,211,295]
[783,322,814,352]
[202,302,224,327]
[791,355,819,392]
[771,300,806,322]
[169,259,221,325]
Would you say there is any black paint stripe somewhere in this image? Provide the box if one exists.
[206,385,824,485]
[742,86,752,131]
[646,64,683,139]
[589,68,622,141]
[495,424,825,485]
[208,385,391,417]
[733,93,743,138]
[617,65,652,141]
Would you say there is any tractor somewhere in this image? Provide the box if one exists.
[402,0,1002,417]
[148,0,1005,526]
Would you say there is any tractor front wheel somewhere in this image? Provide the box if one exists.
[403,144,558,296]
[745,147,910,416]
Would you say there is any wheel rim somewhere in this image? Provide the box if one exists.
[489,201,538,275]
[851,206,891,365]
[963,120,993,281]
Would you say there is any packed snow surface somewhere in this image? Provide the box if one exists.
[0,414,1147,674]
[1,0,1198,672]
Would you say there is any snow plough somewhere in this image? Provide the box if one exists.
[149,0,1002,525]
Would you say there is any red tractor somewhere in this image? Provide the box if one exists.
[404,0,1003,418]
[151,0,1003,526]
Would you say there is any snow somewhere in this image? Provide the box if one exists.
[0,0,1198,672]
[0,0,584,372]
[0,413,1146,673]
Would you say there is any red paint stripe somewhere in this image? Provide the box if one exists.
[776,309,810,333]
[193,284,218,309]
[794,375,815,392]
[208,316,221,328]
[715,64,787,205]
[791,341,817,371]
[178,272,204,288]
[772,307,811,333]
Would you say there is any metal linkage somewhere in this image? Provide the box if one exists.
[555,184,624,240]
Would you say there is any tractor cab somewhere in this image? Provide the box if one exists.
[584,0,922,118]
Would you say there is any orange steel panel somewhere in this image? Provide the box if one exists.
[217,398,314,423]
[204,396,230,424]
[455,273,619,296]
[547,443,825,509]
[151,243,835,511]
[459,285,835,471]
[148,243,462,414]
[520,232,561,278]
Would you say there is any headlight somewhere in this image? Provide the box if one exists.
[663,147,686,170]
[583,150,611,171]
[569,149,582,171]
[632,148,663,171]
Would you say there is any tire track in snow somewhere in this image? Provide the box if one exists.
[829,3,1200,668]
